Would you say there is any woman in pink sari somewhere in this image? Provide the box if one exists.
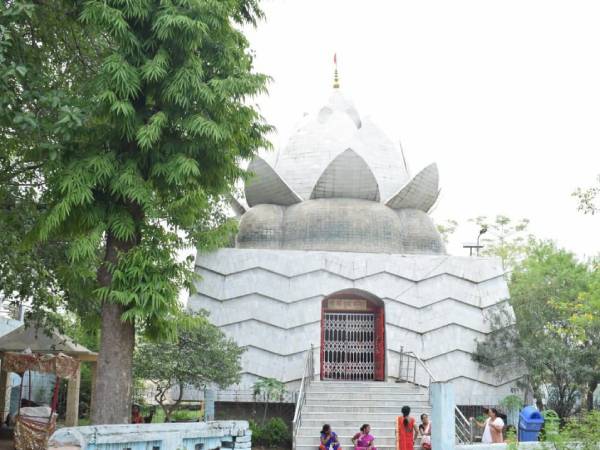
[352,424,377,450]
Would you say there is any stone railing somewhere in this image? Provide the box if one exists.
[48,420,251,450]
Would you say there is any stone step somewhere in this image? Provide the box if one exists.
[295,435,400,446]
[302,411,427,433]
[296,445,421,450]
[302,405,431,419]
[305,392,427,401]
[300,417,429,430]
[310,381,422,387]
[297,425,398,433]
[301,411,429,420]
[311,381,399,384]
[297,432,398,440]
[308,384,424,393]
[296,445,420,450]
[296,440,404,450]
[305,398,430,406]
[303,402,430,412]
[296,381,428,450]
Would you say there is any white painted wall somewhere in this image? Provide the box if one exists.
[190,248,522,405]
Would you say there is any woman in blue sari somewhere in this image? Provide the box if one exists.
[320,424,342,450]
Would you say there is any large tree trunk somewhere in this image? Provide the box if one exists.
[91,302,135,424]
[91,231,137,424]
[533,385,544,411]
[164,383,185,423]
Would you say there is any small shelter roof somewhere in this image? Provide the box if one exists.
[2,352,79,379]
[0,325,97,362]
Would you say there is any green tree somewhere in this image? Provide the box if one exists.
[574,175,600,215]
[552,264,600,411]
[0,0,100,327]
[470,215,531,270]
[2,0,270,424]
[473,240,596,418]
[133,314,243,423]
[435,215,530,265]
[252,378,286,425]
[436,219,458,245]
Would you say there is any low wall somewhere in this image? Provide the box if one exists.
[454,442,580,450]
[49,420,250,450]
[456,443,544,450]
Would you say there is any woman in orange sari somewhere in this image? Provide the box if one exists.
[396,406,417,450]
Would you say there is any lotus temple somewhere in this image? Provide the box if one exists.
[188,79,522,407]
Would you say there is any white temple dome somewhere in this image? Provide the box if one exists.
[237,199,444,254]
[273,90,410,201]
[236,88,445,255]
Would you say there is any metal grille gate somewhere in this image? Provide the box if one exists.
[322,312,375,381]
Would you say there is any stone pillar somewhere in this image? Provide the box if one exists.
[0,369,10,423]
[89,362,97,418]
[65,365,81,427]
[204,389,215,421]
[431,382,455,450]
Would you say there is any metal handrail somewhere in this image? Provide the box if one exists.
[398,347,474,444]
[402,350,437,382]
[454,407,473,444]
[292,344,314,450]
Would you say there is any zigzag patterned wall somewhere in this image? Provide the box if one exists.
[189,248,523,405]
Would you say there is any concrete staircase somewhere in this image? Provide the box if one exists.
[295,381,430,450]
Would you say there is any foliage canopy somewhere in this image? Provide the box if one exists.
[474,240,599,417]
[1,0,270,423]
[134,314,243,422]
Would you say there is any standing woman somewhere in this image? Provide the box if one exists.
[471,408,504,444]
[396,406,417,450]
[488,408,505,443]
[419,414,431,450]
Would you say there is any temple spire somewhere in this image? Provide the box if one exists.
[333,53,340,89]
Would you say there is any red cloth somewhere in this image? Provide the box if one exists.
[396,416,415,450]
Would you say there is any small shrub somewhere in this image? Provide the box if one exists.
[250,420,263,443]
[250,417,291,447]
[505,427,518,450]
[539,411,600,450]
[262,418,290,447]
[500,395,524,411]
[171,409,199,422]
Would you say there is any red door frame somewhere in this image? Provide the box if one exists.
[320,297,385,381]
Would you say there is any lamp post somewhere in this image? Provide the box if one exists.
[463,226,488,256]
[476,226,488,256]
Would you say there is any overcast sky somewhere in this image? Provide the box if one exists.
[243,0,600,258]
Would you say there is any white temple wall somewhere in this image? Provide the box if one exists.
[189,248,522,405]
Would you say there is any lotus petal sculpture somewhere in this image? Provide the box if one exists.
[244,156,302,207]
[234,90,446,255]
[310,149,380,201]
[385,163,440,212]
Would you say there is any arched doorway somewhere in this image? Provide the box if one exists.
[320,290,385,381]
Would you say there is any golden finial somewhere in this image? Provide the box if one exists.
[333,53,340,89]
